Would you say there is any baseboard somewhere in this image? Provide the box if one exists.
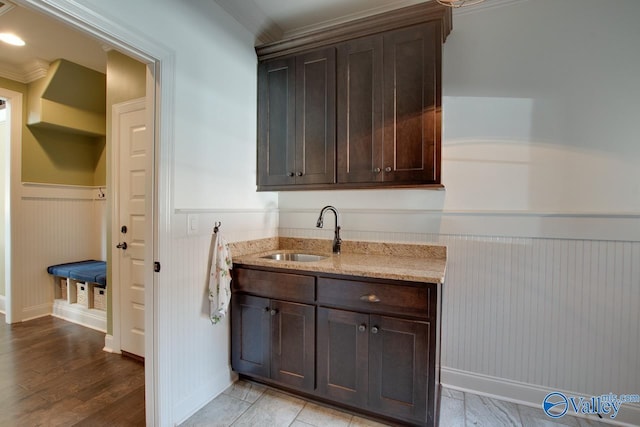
[21,302,52,321]
[441,367,640,426]
[52,300,106,332]
[0,295,5,314]
[174,367,237,426]
[103,334,121,353]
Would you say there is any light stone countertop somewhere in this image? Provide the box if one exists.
[230,237,447,284]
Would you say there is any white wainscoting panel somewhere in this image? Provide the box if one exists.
[279,212,640,425]
[15,185,106,321]
[168,209,277,424]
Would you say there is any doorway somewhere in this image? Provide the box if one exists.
[5,0,167,424]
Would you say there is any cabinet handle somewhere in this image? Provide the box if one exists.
[288,172,294,177]
[371,326,379,334]
[373,167,381,173]
[270,309,278,316]
[384,166,392,172]
[360,294,381,303]
[358,324,367,332]
[297,172,303,177]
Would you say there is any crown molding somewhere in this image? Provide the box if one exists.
[282,0,429,40]
[213,0,283,44]
[0,58,49,84]
[452,0,528,16]
[0,0,16,17]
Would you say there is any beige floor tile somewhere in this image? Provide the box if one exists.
[180,394,251,427]
[223,380,266,404]
[232,389,305,427]
[295,402,352,427]
[440,395,465,427]
[518,404,580,427]
[465,393,522,426]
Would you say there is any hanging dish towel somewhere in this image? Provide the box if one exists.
[208,231,233,324]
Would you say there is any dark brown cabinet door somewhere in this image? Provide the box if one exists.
[369,315,431,424]
[231,294,271,379]
[317,307,369,407]
[270,300,315,391]
[382,22,441,184]
[257,57,296,187]
[257,48,336,188]
[295,48,336,185]
[337,36,383,183]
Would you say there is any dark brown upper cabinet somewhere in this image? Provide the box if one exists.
[338,22,441,185]
[257,48,336,189]
[256,2,451,191]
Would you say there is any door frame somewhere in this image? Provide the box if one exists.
[110,97,146,355]
[15,1,175,425]
[0,87,22,325]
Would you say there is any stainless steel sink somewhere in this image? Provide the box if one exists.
[261,253,327,262]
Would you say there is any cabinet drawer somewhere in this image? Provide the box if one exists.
[318,277,430,318]
[233,268,315,303]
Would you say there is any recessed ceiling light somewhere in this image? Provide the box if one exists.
[0,33,25,46]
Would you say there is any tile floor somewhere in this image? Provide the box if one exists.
[181,380,612,427]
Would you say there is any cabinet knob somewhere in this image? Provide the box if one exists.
[297,172,303,177]
[358,324,367,332]
[371,326,379,334]
[373,167,381,173]
[360,294,381,303]
[288,172,294,177]
[270,309,278,316]
[384,166,392,172]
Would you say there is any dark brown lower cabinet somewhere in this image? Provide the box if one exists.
[318,308,431,425]
[231,267,441,426]
[231,294,315,391]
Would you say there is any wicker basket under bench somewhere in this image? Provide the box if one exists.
[48,260,107,311]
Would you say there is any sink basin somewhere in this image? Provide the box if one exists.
[261,253,327,262]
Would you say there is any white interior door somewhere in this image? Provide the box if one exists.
[115,99,147,358]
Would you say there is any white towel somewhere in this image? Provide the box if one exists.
[208,232,233,324]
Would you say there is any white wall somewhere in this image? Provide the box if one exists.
[279,0,640,424]
[62,0,279,424]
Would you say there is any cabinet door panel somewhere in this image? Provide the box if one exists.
[383,22,440,184]
[295,48,336,185]
[258,57,296,186]
[337,36,383,183]
[271,300,315,390]
[231,294,270,379]
[317,307,369,407]
[369,315,430,423]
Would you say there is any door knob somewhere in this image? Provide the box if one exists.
[116,242,128,250]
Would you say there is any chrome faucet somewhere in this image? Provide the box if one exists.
[316,205,342,254]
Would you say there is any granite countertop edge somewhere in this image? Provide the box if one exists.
[230,237,447,285]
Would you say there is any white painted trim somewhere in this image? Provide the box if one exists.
[21,182,106,200]
[1,86,23,324]
[452,0,529,17]
[103,333,120,353]
[52,300,107,332]
[442,367,640,427]
[0,295,5,314]
[278,208,640,242]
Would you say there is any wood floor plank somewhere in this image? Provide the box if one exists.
[0,314,145,426]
